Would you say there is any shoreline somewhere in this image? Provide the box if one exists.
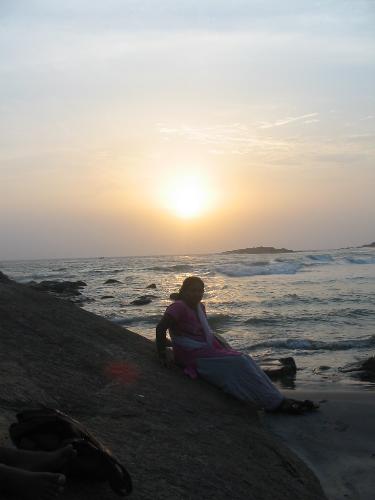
[264,390,375,500]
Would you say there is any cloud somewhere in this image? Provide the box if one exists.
[259,113,319,129]
[157,123,292,154]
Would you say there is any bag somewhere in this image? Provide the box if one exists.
[9,407,132,496]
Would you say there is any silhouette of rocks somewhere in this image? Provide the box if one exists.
[341,356,375,382]
[131,296,153,306]
[104,279,121,284]
[101,295,114,299]
[28,280,87,297]
[261,357,297,380]
[0,271,11,283]
[222,246,294,255]
[146,283,157,289]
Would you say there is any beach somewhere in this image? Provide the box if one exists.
[1,250,375,498]
[264,390,375,500]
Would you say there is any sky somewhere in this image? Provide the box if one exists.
[0,0,374,259]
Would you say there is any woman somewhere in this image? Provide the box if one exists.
[156,276,318,413]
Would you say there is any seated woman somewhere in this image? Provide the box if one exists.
[156,276,318,414]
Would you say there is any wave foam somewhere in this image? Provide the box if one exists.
[215,262,302,277]
[250,335,375,352]
[307,254,334,263]
[344,256,375,265]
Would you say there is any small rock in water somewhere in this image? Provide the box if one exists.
[104,279,121,284]
[131,296,152,306]
[101,295,114,299]
[146,283,157,289]
[261,357,297,380]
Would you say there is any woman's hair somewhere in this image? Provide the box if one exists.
[169,276,204,301]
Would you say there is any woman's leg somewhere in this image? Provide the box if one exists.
[196,355,284,411]
[0,463,65,500]
[0,445,75,472]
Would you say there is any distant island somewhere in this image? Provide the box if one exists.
[222,246,294,255]
[360,242,375,248]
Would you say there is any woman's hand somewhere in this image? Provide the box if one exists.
[158,348,174,368]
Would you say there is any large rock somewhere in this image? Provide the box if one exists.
[0,271,11,283]
[130,296,152,306]
[0,276,326,500]
[28,280,87,297]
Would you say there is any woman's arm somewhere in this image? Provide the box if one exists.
[155,313,176,366]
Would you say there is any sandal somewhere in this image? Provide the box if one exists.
[274,398,319,415]
[9,407,132,496]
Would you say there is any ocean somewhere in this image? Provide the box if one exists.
[1,247,375,391]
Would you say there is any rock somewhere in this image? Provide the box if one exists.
[0,275,327,500]
[104,279,121,284]
[146,283,157,289]
[130,296,152,306]
[0,271,11,283]
[101,295,114,299]
[261,357,297,380]
[222,246,294,255]
[29,280,87,296]
[341,356,375,381]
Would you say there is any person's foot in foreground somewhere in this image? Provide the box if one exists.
[0,465,65,499]
[0,445,76,473]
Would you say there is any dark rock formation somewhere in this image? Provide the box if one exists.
[0,276,327,500]
[146,283,157,289]
[360,241,375,248]
[261,357,297,380]
[131,296,153,306]
[28,280,87,296]
[341,356,375,382]
[101,295,114,299]
[104,279,121,284]
[0,271,11,283]
[222,246,294,255]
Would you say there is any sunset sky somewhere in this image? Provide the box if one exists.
[1,0,374,259]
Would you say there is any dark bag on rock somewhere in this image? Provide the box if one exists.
[9,407,132,496]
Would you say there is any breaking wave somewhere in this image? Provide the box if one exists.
[244,308,375,326]
[250,335,375,352]
[215,262,302,277]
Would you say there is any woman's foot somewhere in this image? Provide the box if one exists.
[0,445,76,473]
[274,398,319,415]
[0,465,65,500]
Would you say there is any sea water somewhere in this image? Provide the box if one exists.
[1,248,375,391]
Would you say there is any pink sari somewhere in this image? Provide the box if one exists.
[166,300,242,379]
[165,299,284,410]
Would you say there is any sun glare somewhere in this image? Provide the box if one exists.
[161,173,213,219]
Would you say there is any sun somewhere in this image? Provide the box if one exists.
[161,173,213,219]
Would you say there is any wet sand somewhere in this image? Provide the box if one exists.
[263,390,375,500]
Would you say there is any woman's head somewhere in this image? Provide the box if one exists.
[170,276,204,306]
